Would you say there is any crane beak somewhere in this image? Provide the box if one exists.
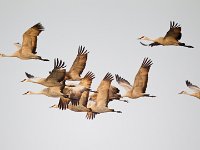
[137,36,144,40]
[22,91,29,95]
[178,91,183,94]
[49,105,57,108]
[21,79,26,82]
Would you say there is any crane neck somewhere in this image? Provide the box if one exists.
[143,36,155,42]
[0,53,18,58]
[29,90,45,95]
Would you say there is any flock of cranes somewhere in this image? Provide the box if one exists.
[0,21,197,120]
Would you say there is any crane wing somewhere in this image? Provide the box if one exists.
[164,21,182,40]
[115,74,132,92]
[109,85,121,100]
[25,72,35,78]
[96,73,113,107]
[90,85,120,101]
[110,85,120,94]
[132,58,152,94]
[58,97,71,110]
[46,58,66,82]
[79,71,95,107]
[67,46,88,79]
[186,80,200,92]
[89,93,97,101]
[21,23,44,54]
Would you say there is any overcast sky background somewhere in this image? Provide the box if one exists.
[0,0,200,150]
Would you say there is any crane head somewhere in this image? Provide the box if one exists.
[0,53,5,57]
[23,91,31,95]
[21,79,28,82]
[178,91,185,94]
[137,35,145,40]
[49,104,58,108]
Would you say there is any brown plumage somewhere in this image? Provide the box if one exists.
[115,58,155,99]
[58,71,95,109]
[138,21,194,48]
[0,23,49,60]
[89,85,128,103]
[50,72,97,119]
[21,58,66,87]
[64,46,89,80]
[179,80,200,99]
[23,81,66,98]
[86,73,122,120]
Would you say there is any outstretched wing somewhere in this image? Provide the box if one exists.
[46,58,66,82]
[109,85,121,100]
[96,73,113,107]
[132,58,152,94]
[164,21,182,40]
[89,93,97,101]
[25,72,35,78]
[115,74,132,92]
[110,85,120,94]
[186,80,200,92]
[79,71,95,107]
[90,85,121,101]
[67,46,89,79]
[58,97,70,110]
[21,23,44,54]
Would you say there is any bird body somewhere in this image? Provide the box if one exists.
[21,58,66,87]
[64,46,89,81]
[23,86,65,98]
[115,58,155,99]
[179,80,200,99]
[86,73,122,119]
[58,71,96,107]
[50,72,97,119]
[63,84,91,100]
[0,23,49,61]
[138,21,194,48]
[89,85,128,103]
[140,36,180,46]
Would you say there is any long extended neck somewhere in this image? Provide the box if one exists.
[180,91,195,97]
[143,36,155,42]
[29,78,45,84]
[50,104,59,108]
[0,53,18,58]
[29,91,45,95]
[181,91,191,96]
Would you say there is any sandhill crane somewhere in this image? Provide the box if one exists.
[86,73,122,120]
[50,72,97,119]
[179,80,200,99]
[23,82,67,98]
[61,71,97,105]
[89,85,128,103]
[21,58,66,87]
[115,58,155,99]
[64,46,89,81]
[138,21,194,48]
[0,23,49,61]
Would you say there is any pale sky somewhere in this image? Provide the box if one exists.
[0,0,200,150]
